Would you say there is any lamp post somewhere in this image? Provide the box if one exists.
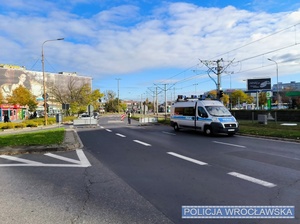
[42,38,64,125]
[267,58,279,108]
[115,78,121,113]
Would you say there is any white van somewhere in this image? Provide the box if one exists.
[170,97,239,136]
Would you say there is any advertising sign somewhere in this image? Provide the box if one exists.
[247,78,271,90]
[0,68,91,99]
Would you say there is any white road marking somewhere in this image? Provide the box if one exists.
[213,141,246,148]
[75,149,92,167]
[108,120,123,123]
[133,140,151,146]
[167,152,208,166]
[116,133,126,137]
[0,149,91,167]
[228,172,276,188]
[105,129,112,132]
[0,155,43,164]
[45,153,82,164]
[162,131,176,136]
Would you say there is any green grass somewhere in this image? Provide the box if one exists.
[0,128,65,147]
[238,120,300,140]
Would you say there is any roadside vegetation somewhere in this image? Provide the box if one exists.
[0,128,65,147]
[237,120,300,140]
[0,117,75,130]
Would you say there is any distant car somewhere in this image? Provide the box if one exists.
[99,108,105,113]
[79,114,95,119]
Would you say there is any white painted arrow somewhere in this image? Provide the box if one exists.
[0,149,91,167]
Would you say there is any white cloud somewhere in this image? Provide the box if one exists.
[0,1,300,89]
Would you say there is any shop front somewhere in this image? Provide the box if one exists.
[0,104,26,122]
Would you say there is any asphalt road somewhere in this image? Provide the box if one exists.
[78,115,300,224]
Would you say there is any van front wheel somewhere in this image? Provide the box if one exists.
[204,126,212,135]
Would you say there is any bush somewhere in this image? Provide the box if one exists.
[14,123,27,128]
[0,122,15,130]
[0,115,76,130]
[22,120,39,127]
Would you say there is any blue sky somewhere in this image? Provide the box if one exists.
[1,0,300,102]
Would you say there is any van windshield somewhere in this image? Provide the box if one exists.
[205,106,232,117]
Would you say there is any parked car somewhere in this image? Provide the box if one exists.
[79,113,95,119]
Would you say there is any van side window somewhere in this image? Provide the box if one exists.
[175,107,194,116]
[198,107,208,118]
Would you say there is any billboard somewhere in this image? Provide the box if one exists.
[247,78,271,90]
[0,67,91,100]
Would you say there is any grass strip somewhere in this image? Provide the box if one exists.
[238,120,300,140]
[0,128,65,147]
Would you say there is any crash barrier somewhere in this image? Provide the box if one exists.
[73,119,98,126]
[139,117,158,124]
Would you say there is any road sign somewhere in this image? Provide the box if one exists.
[87,105,94,115]
[266,91,273,98]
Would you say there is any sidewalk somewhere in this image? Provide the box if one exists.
[0,124,81,155]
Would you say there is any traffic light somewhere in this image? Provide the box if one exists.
[218,90,224,99]
[220,90,224,98]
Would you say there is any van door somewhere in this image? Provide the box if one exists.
[196,106,209,131]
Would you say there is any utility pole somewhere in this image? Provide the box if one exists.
[147,87,156,114]
[200,58,234,99]
[154,83,172,120]
[156,86,158,114]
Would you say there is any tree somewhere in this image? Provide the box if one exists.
[50,77,104,115]
[207,89,230,106]
[0,90,4,103]
[222,94,230,105]
[230,90,253,107]
[90,89,104,112]
[6,86,37,111]
[259,92,267,107]
[207,90,217,99]
[104,90,117,112]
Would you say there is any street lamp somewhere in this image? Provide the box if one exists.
[267,58,279,108]
[115,78,121,113]
[42,38,64,125]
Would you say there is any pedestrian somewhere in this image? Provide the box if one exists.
[127,111,132,124]
[4,114,9,123]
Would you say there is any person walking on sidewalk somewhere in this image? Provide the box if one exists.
[127,111,132,124]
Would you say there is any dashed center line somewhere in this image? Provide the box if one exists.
[133,140,151,146]
[228,172,276,188]
[116,133,126,137]
[213,141,246,148]
[100,125,278,189]
[167,152,208,166]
